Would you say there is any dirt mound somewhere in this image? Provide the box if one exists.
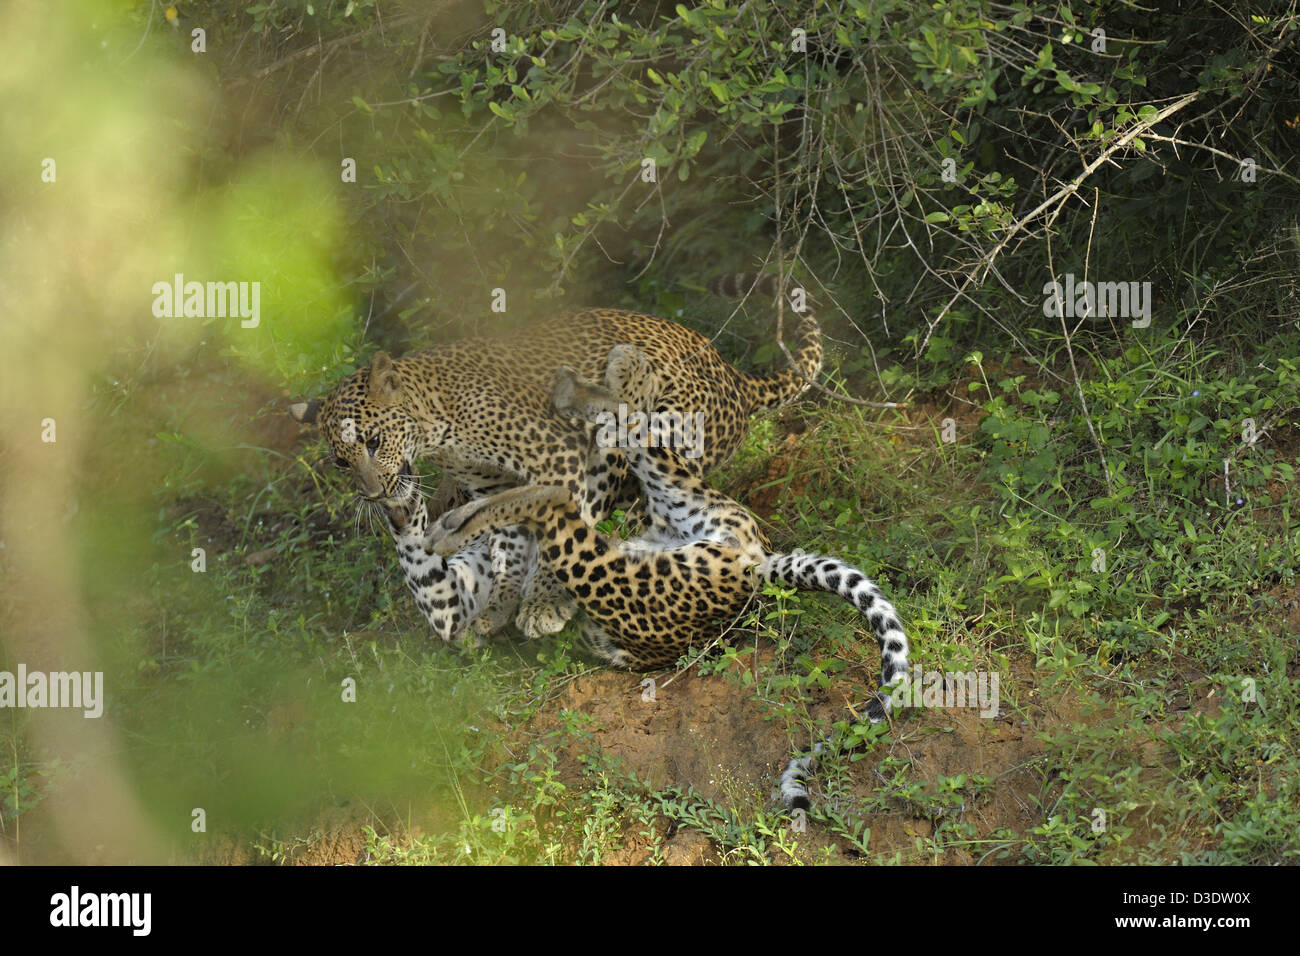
[533,659,791,806]
[522,645,1064,864]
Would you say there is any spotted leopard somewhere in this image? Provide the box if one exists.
[294,275,822,642]
[397,343,909,809]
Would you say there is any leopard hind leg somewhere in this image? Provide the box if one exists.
[577,619,637,669]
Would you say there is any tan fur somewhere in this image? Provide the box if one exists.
[293,302,822,520]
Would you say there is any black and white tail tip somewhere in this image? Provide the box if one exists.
[762,552,910,811]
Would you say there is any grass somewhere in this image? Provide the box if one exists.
[1,316,1297,866]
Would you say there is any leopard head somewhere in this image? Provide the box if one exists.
[290,351,428,503]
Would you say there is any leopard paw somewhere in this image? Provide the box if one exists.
[515,596,576,639]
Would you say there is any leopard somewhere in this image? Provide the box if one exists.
[391,341,910,810]
[381,479,537,647]
[292,274,822,642]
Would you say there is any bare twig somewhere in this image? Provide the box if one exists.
[1141,133,1300,188]
[1050,187,1113,496]
[916,91,1203,357]
[222,13,424,89]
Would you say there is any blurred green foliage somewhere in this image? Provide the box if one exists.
[2,0,1298,864]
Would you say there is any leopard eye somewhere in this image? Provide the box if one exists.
[366,434,380,453]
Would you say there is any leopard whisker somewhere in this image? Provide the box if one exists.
[409,477,444,495]
[407,476,447,502]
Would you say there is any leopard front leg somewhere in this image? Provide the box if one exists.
[423,485,619,643]
[426,474,469,521]
[553,349,757,550]
[465,528,530,638]
[381,489,495,644]
[423,485,574,557]
[486,528,576,639]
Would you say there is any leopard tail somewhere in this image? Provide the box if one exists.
[708,272,824,411]
[757,551,910,810]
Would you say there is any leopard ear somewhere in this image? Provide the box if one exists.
[289,399,320,424]
[368,351,404,406]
